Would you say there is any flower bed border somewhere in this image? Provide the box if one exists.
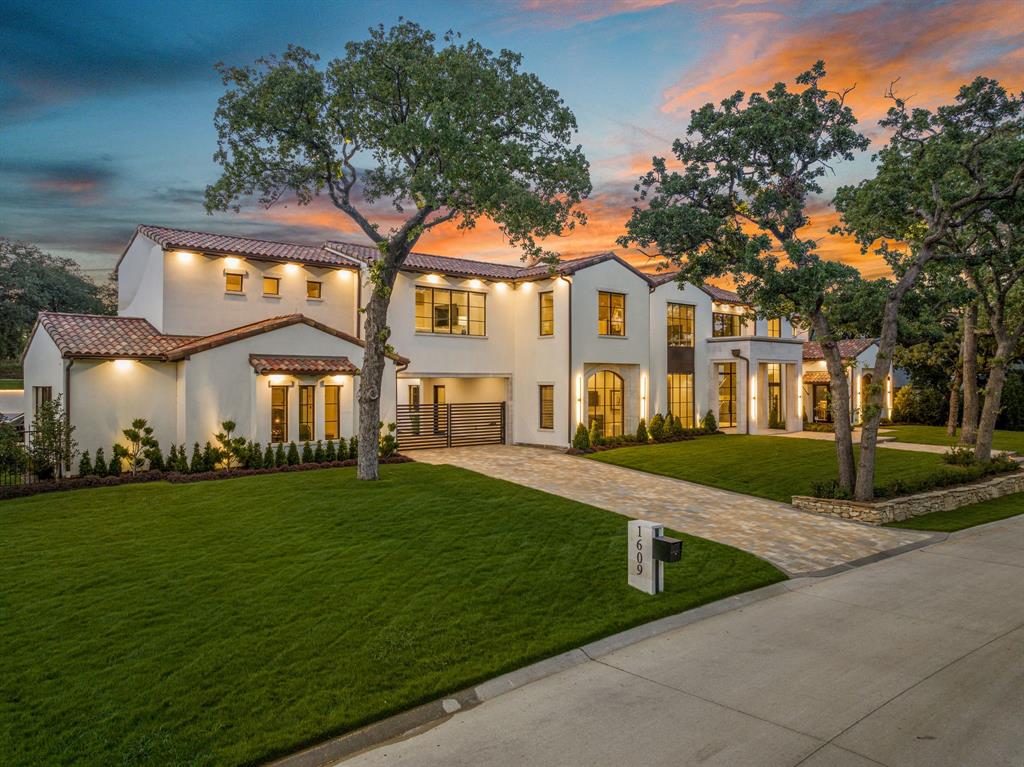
[0,455,415,501]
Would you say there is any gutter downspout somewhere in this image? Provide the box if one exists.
[63,358,73,477]
[731,348,750,435]
[567,278,573,447]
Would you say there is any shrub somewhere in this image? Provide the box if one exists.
[314,440,324,463]
[943,445,976,466]
[214,420,247,469]
[648,413,665,441]
[811,457,1018,500]
[77,450,93,477]
[378,422,399,458]
[0,422,27,476]
[809,478,853,500]
[173,444,189,473]
[189,442,204,473]
[701,409,718,433]
[93,447,108,477]
[286,441,300,466]
[636,418,649,443]
[588,420,600,447]
[147,445,165,473]
[108,447,122,476]
[113,418,159,476]
[348,435,359,460]
[301,441,314,464]
[324,439,337,462]
[669,414,685,438]
[248,441,263,469]
[572,422,590,450]
[202,441,221,471]
[30,395,77,480]
[274,443,285,467]
[891,385,947,425]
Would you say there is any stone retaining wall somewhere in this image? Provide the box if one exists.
[792,471,1024,525]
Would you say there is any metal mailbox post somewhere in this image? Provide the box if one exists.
[628,520,683,595]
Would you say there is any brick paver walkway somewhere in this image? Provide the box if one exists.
[414,445,936,576]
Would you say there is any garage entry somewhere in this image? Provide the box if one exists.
[396,401,506,449]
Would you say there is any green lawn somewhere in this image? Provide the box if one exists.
[0,379,22,390]
[589,435,953,503]
[0,463,783,767]
[885,492,1024,532]
[885,424,1024,454]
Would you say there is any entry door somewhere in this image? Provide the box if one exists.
[812,384,831,423]
[433,385,447,433]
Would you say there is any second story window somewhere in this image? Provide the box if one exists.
[263,276,280,296]
[415,286,486,336]
[307,280,322,299]
[598,291,625,336]
[539,291,554,336]
[225,273,244,293]
[767,317,781,338]
[667,303,694,347]
[713,312,742,337]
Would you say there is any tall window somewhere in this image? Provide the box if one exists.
[587,371,624,437]
[539,292,554,336]
[225,273,244,293]
[415,286,486,336]
[667,303,695,347]
[408,384,420,408]
[713,312,742,337]
[263,276,280,296]
[767,317,781,338]
[299,385,315,441]
[767,363,784,428]
[33,386,52,413]
[324,385,340,440]
[667,374,694,428]
[271,386,288,443]
[598,291,625,336]
[716,363,737,427]
[539,384,554,429]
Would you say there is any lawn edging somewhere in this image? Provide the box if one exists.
[793,470,1024,525]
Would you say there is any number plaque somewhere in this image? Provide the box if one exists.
[628,520,664,594]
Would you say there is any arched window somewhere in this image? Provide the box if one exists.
[587,371,624,437]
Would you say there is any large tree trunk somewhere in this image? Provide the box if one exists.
[946,363,962,437]
[960,303,979,444]
[975,336,1017,463]
[811,313,856,494]
[357,288,390,480]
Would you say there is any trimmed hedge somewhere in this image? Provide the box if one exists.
[0,456,414,501]
[810,457,1020,501]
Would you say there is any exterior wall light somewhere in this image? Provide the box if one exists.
[338,269,352,280]
[175,250,195,262]
[426,273,442,284]
[269,374,286,385]
[495,281,509,292]
[113,359,134,371]
[640,373,648,420]
[284,263,299,274]
[468,278,483,288]
[521,281,533,292]
[575,374,584,424]
[225,256,242,268]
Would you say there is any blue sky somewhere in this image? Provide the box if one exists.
[1,0,1021,278]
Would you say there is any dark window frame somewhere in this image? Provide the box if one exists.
[306,280,322,299]
[712,312,742,337]
[716,362,737,427]
[263,276,281,296]
[667,373,695,428]
[415,285,486,336]
[598,291,626,336]
[299,384,315,442]
[767,317,781,338]
[666,302,695,347]
[587,370,624,437]
[538,384,554,429]
[539,291,554,336]
[271,386,288,443]
[324,384,340,440]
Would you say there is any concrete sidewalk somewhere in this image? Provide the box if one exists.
[342,516,1024,767]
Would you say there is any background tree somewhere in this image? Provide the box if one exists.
[30,395,77,480]
[0,239,111,360]
[620,62,869,494]
[836,77,1023,497]
[205,21,591,479]
[113,418,159,476]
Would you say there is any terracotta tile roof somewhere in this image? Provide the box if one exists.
[703,284,745,304]
[249,354,358,375]
[802,371,831,384]
[35,312,198,359]
[803,338,876,361]
[132,225,361,268]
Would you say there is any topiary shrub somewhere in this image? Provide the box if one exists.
[77,450,93,477]
[588,420,600,447]
[107,446,122,476]
[348,435,359,460]
[287,441,300,466]
[274,443,285,467]
[147,445,165,473]
[189,442,203,473]
[314,440,324,463]
[649,413,665,441]
[636,418,649,443]
[670,414,685,438]
[324,439,337,462]
[301,441,314,464]
[701,409,718,433]
[93,447,108,477]
[572,422,590,450]
[248,442,263,469]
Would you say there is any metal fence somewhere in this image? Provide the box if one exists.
[396,402,506,450]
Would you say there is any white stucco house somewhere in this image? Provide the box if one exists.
[19,224,886,468]
[801,339,893,425]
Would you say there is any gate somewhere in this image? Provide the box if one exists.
[396,402,506,450]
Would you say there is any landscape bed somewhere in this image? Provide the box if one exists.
[0,462,783,767]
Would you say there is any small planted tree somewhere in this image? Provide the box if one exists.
[248,441,263,469]
[324,439,337,462]
[649,413,665,441]
[201,441,221,471]
[263,443,275,468]
[347,435,359,460]
[378,422,398,458]
[113,418,159,476]
[30,395,77,480]
[301,441,314,464]
[274,443,285,467]
[636,418,649,443]
[314,440,324,463]
[189,442,203,473]
[702,409,718,434]
[93,447,108,476]
[107,446,122,476]
[572,422,590,451]
[286,442,300,466]
[588,420,601,447]
[214,420,248,469]
[0,422,28,479]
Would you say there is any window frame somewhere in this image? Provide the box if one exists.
[712,312,742,338]
[767,317,781,338]
[538,291,554,336]
[538,384,554,430]
[587,370,624,437]
[263,276,281,297]
[666,302,695,347]
[667,373,695,428]
[298,384,315,442]
[33,386,52,413]
[414,285,486,336]
[270,386,288,443]
[597,291,626,337]
[716,362,737,427]
[324,384,340,441]
[224,272,245,294]
[306,280,322,300]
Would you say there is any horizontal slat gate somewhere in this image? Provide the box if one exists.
[396,402,505,450]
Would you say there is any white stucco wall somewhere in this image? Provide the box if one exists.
[649,279,714,424]
[21,328,65,429]
[117,235,164,329]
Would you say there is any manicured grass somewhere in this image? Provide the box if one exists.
[589,435,953,503]
[885,492,1024,532]
[0,463,782,767]
[885,424,1024,454]
[0,379,22,390]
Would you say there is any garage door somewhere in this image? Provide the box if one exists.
[396,402,506,449]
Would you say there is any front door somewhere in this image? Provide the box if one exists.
[812,384,831,423]
[433,385,447,433]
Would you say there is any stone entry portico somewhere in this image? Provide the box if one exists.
[414,445,935,576]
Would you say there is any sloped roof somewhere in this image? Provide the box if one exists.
[802,338,876,361]
[802,371,831,384]
[130,225,361,268]
[249,354,359,375]
[31,312,409,366]
[34,312,198,359]
[647,271,745,304]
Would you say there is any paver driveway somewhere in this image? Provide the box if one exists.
[414,445,935,575]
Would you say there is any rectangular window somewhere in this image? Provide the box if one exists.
[767,363,784,428]
[767,317,781,338]
[666,303,694,347]
[263,276,280,296]
[33,386,52,412]
[299,385,315,441]
[225,273,244,293]
[271,386,288,443]
[667,374,694,428]
[539,384,554,429]
[324,385,340,440]
[598,291,625,336]
[414,286,486,336]
[408,384,420,408]
[713,312,742,337]
[716,362,737,428]
[539,292,554,336]
[307,280,322,299]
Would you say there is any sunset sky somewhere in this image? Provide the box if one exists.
[2,0,1022,281]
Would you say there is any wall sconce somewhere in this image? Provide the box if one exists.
[640,374,648,420]
[495,281,509,292]
[339,269,353,280]
[426,273,441,284]
[225,256,242,268]
[575,374,584,424]
[284,263,299,274]
[468,278,483,288]
[113,359,133,371]
[174,250,194,262]
[521,281,533,292]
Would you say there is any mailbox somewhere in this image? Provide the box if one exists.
[653,535,682,563]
